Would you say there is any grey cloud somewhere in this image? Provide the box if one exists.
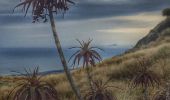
[1,0,168,26]
[0,0,169,48]
[66,0,170,20]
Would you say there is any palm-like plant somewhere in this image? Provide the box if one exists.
[131,57,160,100]
[13,0,82,100]
[14,0,74,23]
[84,80,117,100]
[69,39,103,92]
[69,39,102,68]
[7,67,59,100]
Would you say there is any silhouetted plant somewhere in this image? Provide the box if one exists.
[162,8,170,17]
[69,39,103,68]
[131,57,160,100]
[13,0,83,99]
[84,80,117,100]
[7,67,59,100]
[14,0,74,23]
[69,39,103,93]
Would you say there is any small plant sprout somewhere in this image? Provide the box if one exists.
[7,67,59,100]
[131,57,160,100]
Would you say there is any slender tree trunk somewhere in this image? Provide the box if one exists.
[86,66,94,92]
[49,11,83,100]
[85,63,95,100]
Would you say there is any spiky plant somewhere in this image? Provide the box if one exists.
[131,57,160,100]
[13,0,83,99]
[84,80,117,100]
[69,39,103,68]
[69,39,103,92]
[14,0,74,23]
[7,67,59,100]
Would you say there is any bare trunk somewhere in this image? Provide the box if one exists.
[85,63,95,100]
[49,11,83,100]
[86,66,94,92]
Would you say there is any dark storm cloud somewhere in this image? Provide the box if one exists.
[0,0,170,25]
[65,0,170,19]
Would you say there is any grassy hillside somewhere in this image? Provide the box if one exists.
[0,31,170,100]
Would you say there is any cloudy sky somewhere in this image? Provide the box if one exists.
[0,0,170,48]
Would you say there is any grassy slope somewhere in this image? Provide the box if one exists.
[0,35,170,100]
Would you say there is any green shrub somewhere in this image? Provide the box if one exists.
[162,8,170,16]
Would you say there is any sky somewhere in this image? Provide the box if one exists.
[0,0,170,48]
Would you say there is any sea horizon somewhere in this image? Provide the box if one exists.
[0,46,131,76]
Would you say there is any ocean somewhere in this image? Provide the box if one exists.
[0,47,130,75]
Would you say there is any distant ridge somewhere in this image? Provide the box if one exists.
[134,18,170,48]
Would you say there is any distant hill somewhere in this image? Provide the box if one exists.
[134,18,170,48]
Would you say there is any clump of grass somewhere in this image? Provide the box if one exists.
[153,90,167,100]
[109,58,144,80]
[161,28,170,37]
[131,57,160,100]
[84,79,117,100]
[155,58,170,81]
[7,67,59,100]
[153,45,170,80]
[153,83,170,100]
[153,45,170,60]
